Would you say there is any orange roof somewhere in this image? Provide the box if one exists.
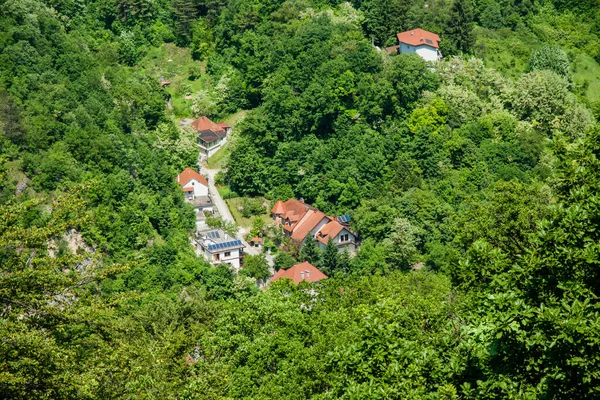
[216,122,231,129]
[291,210,328,242]
[271,261,328,284]
[397,28,440,49]
[316,220,345,244]
[177,168,208,187]
[191,116,225,133]
[271,200,285,215]
[250,237,264,243]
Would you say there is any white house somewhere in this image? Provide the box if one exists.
[392,28,442,62]
[196,229,245,270]
[190,116,232,160]
[315,219,357,253]
[177,168,213,212]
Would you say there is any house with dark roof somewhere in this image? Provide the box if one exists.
[271,261,328,285]
[271,199,358,253]
[386,28,442,62]
[196,228,245,270]
[177,168,212,211]
[190,116,232,160]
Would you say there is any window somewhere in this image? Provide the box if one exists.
[214,254,220,261]
[224,251,231,257]
[340,234,349,242]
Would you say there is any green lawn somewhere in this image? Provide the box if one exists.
[224,196,272,229]
[205,110,249,169]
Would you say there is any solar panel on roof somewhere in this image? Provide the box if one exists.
[338,214,351,223]
[207,231,221,239]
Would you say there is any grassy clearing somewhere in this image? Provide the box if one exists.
[205,110,249,169]
[474,23,600,105]
[224,197,272,229]
[139,43,210,117]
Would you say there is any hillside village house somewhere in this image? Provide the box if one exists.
[386,28,442,62]
[271,199,358,252]
[270,261,328,285]
[196,229,245,270]
[190,116,232,160]
[176,168,213,212]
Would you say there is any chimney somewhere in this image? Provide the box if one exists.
[305,270,310,281]
[299,198,304,203]
[411,31,414,35]
[300,271,305,281]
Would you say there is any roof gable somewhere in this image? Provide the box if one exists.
[177,168,208,187]
[397,28,440,49]
[291,210,328,242]
[191,116,225,133]
[271,261,328,284]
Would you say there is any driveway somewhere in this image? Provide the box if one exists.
[201,167,261,257]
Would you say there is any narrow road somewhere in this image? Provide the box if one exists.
[202,166,261,257]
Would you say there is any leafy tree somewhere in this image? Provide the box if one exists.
[384,217,419,269]
[529,45,572,85]
[240,254,270,281]
[273,251,296,271]
[190,18,215,60]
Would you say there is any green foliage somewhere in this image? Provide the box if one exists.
[273,251,297,271]
[529,45,572,83]
[299,235,322,267]
[206,216,239,236]
[240,254,270,281]
[443,0,475,55]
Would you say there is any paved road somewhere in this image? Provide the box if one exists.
[201,166,261,257]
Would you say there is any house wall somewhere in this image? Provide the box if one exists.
[200,247,243,270]
[183,179,209,197]
[309,218,330,239]
[399,43,440,62]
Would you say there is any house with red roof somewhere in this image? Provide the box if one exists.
[271,199,358,253]
[388,28,442,62]
[177,168,213,211]
[271,261,328,285]
[190,116,232,160]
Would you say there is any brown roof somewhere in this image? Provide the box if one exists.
[316,220,345,244]
[271,261,328,284]
[397,28,440,49]
[216,122,231,129]
[283,199,310,220]
[291,210,328,242]
[198,129,225,143]
[250,237,264,243]
[191,116,225,133]
[385,45,399,54]
[271,200,285,215]
[177,168,208,187]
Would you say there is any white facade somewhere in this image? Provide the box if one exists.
[399,43,441,62]
[199,136,228,159]
[196,229,245,271]
[317,228,357,253]
[182,178,209,199]
[201,247,243,270]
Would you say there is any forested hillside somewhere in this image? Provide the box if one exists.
[2,0,600,398]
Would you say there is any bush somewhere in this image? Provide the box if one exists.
[529,46,572,85]
[240,198,265,218]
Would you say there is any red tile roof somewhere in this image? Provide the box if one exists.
[397,28,440,49]
[291,210,328,242]
[250,237,264,243]
[191,116,225,133]
[316,220,345,244]
[271,261,328,284]
[271,200,285,215]
[177,168,208,187]
[216,122,231,129]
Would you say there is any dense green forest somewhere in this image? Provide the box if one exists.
[2,0,600,398]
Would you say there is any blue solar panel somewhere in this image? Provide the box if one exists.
[338,214,351,223]
[207,231,220,239]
